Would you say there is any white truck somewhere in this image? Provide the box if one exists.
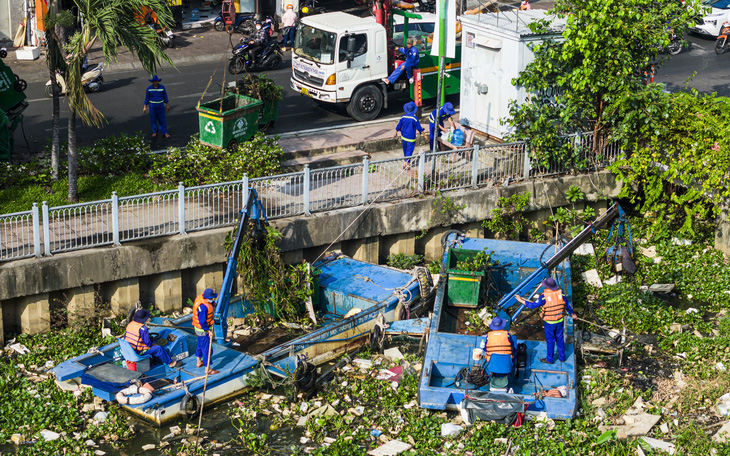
[290,11,461,121]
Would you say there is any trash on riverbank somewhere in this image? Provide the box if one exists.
[441,423,463,437]
[717,392,730,416]
[367,439,413,455]
[641,436,676,454]
[581,269,603,288]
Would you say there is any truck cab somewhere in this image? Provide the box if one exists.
[291,12,389,121]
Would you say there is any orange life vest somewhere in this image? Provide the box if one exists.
[124,321,150,351]
[485,330,513,361]
[193,295,215,330]
[541,288,566,322]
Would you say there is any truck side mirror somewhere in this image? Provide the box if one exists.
[346,36,358,54]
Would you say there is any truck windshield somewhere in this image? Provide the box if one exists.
[295,24,337,64]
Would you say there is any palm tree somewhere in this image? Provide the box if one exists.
[43,0,73,181]
[64,0,173,202]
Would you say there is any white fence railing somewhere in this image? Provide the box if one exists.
[1,133,622,262]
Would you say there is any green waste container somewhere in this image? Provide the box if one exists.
[197,94,262,149]
[445,248,486,308]
[257,99,279,127]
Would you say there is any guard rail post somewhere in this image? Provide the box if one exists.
[303,165,311,215]
[522,144,531,180]
[242,174,249,208]
[178,182,186,235]
[471,144,480,189]
[111,192,120,246]
[418,152,426,193]
[361,157,369,205]
[42,201,50,256]
[32,203,41,258]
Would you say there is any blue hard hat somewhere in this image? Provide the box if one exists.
[133,309,151,323]
[489,317,506,331]
[203,288,218,300]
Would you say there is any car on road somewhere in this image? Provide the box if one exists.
[692,0,730,37]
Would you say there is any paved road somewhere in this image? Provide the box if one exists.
[14,31,727,157]
[16,57,425,156]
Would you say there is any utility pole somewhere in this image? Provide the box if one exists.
[435,0,447,119]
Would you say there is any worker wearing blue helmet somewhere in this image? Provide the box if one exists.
[394,101,424,168]
[428,102,457,152]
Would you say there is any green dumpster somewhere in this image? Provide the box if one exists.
[445,248,486,308]
[197,94,262,149]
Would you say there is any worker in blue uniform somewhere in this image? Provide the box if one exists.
[124,309,182,368]
[193,288,220,375]
[515,277,576,364]
[382,38,420,85]
[142,75,170,139]
[428,102,457,152]
[394,101,424,168]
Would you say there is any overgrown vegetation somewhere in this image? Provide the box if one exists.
[386,253,424,270]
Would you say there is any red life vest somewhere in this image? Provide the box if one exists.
[193,295,215,330]
[485,330,513,361]
[541,288,566,322]
[124,321,150,351]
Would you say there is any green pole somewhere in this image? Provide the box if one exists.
[436,0,447,108]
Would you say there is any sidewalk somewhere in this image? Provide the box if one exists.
[9,26,241,83]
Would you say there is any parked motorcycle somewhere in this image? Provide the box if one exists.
[716,22,730,54]
[45,63,104,98]
[148,20,174,48]
[214,11,257,34]
[666,32,682,55]
[228,39,283,73]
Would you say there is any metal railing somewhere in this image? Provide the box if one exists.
[0,132,622,263]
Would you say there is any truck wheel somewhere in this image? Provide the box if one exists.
[346,85,383,121]
[214,20,225,31]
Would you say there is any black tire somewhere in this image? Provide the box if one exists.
[180,393,200,418]
[165,38,175,49]
[668,40,681,55]
[228,57,245,74]
[294,361,317,392]
[716,38,727,55]
[416,267,434,301]
[346,85,383,121]
[263,54,282,70]
[227,138,238,150]
[238,20,255,35]
[45,84,56,98]
[214,20,225,31]
[369,325,383,353]
[0,49,7,58]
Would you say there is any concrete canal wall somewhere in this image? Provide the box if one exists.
[0,171,623,344]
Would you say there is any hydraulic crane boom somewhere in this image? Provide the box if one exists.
[213,188,268,343]
[495,203,630,328]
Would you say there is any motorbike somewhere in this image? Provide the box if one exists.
[716,22,730,55]
[665,31,682,55]
[45,63,104,98]
[213,11,257,34]
[148,20,174,48]
[228,38,283,74]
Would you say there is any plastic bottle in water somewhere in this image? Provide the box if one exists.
[191,8,200,21]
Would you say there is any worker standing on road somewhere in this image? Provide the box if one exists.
[484,317,516,362]
[280,4,298,52]
[428,102,457,152]
[515,277,576,365]
[383,38,420,85]
[193,288,220,375]
[124,309,182,368]
[142,75,170,139]
[394,101,423,169]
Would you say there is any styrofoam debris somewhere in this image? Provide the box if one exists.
[353,359,373,369]
[660,422,669,433]
[639,246,658,259]
[170,425,181,435]
[93,411,109,423]
[85,439,96,446]
[712,421,730,443]
[366,439,413,455]
[716,362,727,372]
[440,423,463,437]
[604,275,622,285]
[641,437,676,454]
[141,443,156,451]
[685,308,699,315]
[383,347,404,361]
[6,343,30,355]
[672,238,692,246]
[649,284,675,293]
[94,451,107,456]
[574,243,595,256]
[39,430,60,441]
[581,269,603,288]
[669,323,682,334]
[717,392,730,416]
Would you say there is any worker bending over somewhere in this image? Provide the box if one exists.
[515,277,576,364]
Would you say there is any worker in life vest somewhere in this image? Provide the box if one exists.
[193,288,219,375]
[483,317,516,362]
[124,309,182,368]
[515,277,576,364]
[428,102,457,152]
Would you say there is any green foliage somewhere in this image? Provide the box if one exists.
[545,187,596,237]
[482,191,531,240]
[150,133,284,187]
[506,0,701,167]
[455,250,494,272]
[77,132,154,176]
[428,260,442,274]
[235,226,312,321]
[611,89,730,237]
[387,253,423,270]
[229,73,284,103]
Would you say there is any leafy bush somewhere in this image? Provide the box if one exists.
[386,253,423,270]
[229,74,284,103]
[482,191,531,240]
[77,132,154,176]
[151,133,284,187]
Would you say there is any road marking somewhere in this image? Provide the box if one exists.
[28,98,49,103]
